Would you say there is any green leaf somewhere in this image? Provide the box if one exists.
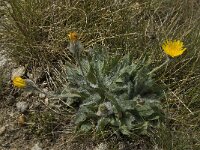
[103,55,121,75]
[136,104,155,117]
[133,67,149,95]
[74,113,87,125]
[120,125,131,136]
[60,93,81,98]
[96,117,110,132]
[115,78,123,83]
[74,107,95,125]
[140,121,148,135]
[123,112,135,129]
[83,93,101,104]
[80,59,90,74]
[110,117,120,127]
[87,66,97,84]
[119,100,137,111]
[80,122,93,132]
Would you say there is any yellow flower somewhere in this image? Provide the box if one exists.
[12,76,26,88]
[162,40,186,58]
[68,32,78,42]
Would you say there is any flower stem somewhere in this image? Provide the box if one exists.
[148,56,170,75]
[74,42,90,87]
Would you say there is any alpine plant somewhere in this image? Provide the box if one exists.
[62,45,164,136]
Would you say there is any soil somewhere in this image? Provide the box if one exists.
[0,85,146,149]
[0,88,96,150]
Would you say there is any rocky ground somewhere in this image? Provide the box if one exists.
[0,54,87,149]
[0,24,61,149]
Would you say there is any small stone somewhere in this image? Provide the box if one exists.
[41,82,48,88]
[44,98,49,105]
[94,143,108,150]
[27,72,33,79]
[11,66,25,80]
[31,143,42,150]
[39,93,46,98]
[118,142,126,150]
[43,88,48,93]
[16,101,29,113]
[18,114,26,126]
[39,88,48,98]
[34,101,40,107]
[0,126,6,135]
[9,112,14,117]
[21,91,33,98]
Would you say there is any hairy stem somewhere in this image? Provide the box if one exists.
[148,56,170,75]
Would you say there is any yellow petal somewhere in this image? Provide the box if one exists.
[162,40,186,58]
[68,32,78,41]
[13,76,26,88]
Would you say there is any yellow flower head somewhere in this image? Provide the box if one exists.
[68,32,78,42]
[12,76,26,88]
[162,40,186,58]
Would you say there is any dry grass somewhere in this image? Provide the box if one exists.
[1,0,200,149]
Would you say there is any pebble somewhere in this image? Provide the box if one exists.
[11,66,25,80]
[0,126,6,135]
[31,143,42,150]
[93,143,108,150]
[18,114,25,126]
[16,101,29,113]
[39,88,48,98]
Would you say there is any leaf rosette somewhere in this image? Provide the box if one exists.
[62,45,164,136]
